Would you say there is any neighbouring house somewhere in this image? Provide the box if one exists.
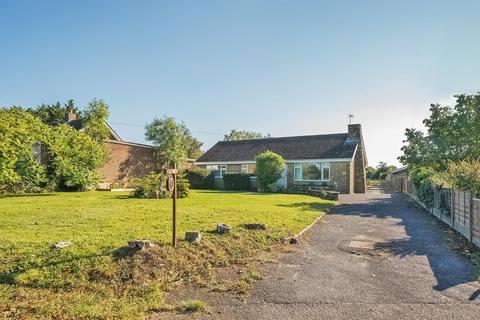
[65,109,193,187]
[195,124,367,194]
[387,166,409,193]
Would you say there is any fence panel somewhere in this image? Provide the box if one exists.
[472,198,480,247]
[452,190,472,239]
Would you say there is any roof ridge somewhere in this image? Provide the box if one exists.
[219,132,348,143]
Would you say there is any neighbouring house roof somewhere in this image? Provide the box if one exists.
[196,133,358,163]
[66,119,122,141]
[390,166,408,175]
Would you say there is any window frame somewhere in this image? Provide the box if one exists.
[293,162,331,182]
[241,164,249,174]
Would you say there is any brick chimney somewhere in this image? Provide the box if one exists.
[347,124,366,193]
[66,107,77,122]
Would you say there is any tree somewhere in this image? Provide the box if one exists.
[254,151,285,191]
[82,99,110,142]
[27,100,81,126]
[47,124,107,191]
[399,92,480,171]
[367,162,397,180]
[145,116,202,167]
[0,108,49,193]
[224,129,270,141]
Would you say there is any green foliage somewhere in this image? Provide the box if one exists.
[366,161,397,180]
[224,129,270,141]
[176,171,190,198]
[184,167,214,189]
[0,108,49,193]
[82,99,110,142]
[145,116,203,167]
[410,167,438,208]
[400,93,480,171]
[26,100,81,126]
[131,172,169,199]
[132,171,190,199]
[255,151,285,191]
[223,173,251,191]
[48,125,107,191]
[447,159,480,197]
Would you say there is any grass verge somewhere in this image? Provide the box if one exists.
[0,190,334,319]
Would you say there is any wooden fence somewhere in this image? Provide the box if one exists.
[409,185,480,247]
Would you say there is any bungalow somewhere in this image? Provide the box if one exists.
[195,124,367,194]
[65,108,194,187]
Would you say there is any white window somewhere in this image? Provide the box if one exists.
[220,165,227,176]
[241,164,249,174]
[293,162,330,181]
[294,163,302,180]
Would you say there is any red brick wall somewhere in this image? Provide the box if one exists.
[100,141,156,185]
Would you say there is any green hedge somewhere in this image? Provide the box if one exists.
[223,173,251,191]
[184,167,214,189]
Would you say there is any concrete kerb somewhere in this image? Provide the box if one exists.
[283,209,329,244]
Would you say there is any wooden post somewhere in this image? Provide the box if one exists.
[172,163,177,247]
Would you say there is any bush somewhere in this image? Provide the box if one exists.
[48,124,107,191]
[411,167,438,208]
[184,167,214,189]
[132,171,190,199]
[176,171,190,198]
[447,159,480,197]
[255,151,285,192]
[223,173,251,191]
[0,108,49,193]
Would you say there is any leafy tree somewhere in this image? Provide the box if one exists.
[400,93,480,171]
[27,100,81,126]
[47,124,107,191]
[255,151,285,191]
[145,116,202,167]
[224,129,270,141]
[367,162,397,180]
[447,159,480,197]
[82,99,110,142]
[0,108,49,193]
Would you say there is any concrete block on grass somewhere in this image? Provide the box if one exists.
[127,240,155,250]
[185,231,201,243]
[216,223,231,235]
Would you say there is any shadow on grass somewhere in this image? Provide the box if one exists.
[278,202,333,212]
[0,193,55,199]
[112,246,138,260]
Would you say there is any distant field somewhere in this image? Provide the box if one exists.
[0,190,334,319]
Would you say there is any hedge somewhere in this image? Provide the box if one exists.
[223,173,251,191]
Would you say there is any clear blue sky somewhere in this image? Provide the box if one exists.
[1,0,479,166]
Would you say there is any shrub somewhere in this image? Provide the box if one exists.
[223,173,251,191]
[410,167,438,208]
[0,108,49,193]
[255,151,285,192]
[184,167,214,189]
[132,171,190,199]
[447,159,480,197]
[176,171,190,198]
[132,172,168,199]
[48,124,107,191]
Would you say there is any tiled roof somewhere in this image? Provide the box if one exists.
[196,133,357,162]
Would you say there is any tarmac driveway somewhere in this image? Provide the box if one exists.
[164,191,480,319]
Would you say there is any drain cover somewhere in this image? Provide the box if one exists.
[348,240,374,250]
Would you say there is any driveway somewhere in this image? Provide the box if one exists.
[167,191,480,319]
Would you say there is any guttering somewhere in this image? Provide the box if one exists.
[195,158,353,165]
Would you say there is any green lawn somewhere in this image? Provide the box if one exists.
[0,190,334,319]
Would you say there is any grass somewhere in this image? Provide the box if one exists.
[177,299,208,313]
[0,190,334,319]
